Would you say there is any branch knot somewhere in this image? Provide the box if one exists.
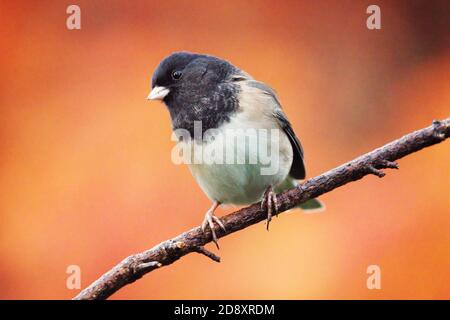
[432,119,448,140]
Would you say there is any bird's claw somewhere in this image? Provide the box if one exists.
[201,202,225,249]
[261,185,279,231]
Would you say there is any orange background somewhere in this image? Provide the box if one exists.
[0,0,449,299]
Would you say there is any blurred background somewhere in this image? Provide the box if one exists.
[0,0,449,299]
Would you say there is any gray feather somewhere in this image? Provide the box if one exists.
[245,80,306,179]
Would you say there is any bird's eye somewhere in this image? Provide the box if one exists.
[172,70,182,80]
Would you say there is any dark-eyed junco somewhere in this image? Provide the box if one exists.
[148,52,324,248]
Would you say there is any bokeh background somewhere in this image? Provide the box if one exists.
[1,0,449,299]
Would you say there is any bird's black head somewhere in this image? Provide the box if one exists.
[148,52,242,136]
[149,52,202,98]
[149,51,235,101]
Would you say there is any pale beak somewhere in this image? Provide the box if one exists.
[147,86,170,100]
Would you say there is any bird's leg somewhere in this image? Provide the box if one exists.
[261,185,279,231]
[201,201,226,249]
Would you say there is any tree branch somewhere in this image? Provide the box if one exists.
[74,118,449,300]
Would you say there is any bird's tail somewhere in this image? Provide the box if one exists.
[275,176,325,213]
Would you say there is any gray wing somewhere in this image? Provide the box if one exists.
[273,110,306,179]
[246,80,306,179]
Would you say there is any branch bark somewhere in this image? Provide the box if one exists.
[74,118,449,300]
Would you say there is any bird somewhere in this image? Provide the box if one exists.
[148,52,324,248]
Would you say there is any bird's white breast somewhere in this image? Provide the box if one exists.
[182,81,293,205]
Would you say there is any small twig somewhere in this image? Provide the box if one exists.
[193,246,221,263]
[367,165,386,177]
[74,118,449,300]
[380,160,399,169]
[133,261,162,274]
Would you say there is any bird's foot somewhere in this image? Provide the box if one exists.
[261,185,279,231]
[201,201,226,249]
